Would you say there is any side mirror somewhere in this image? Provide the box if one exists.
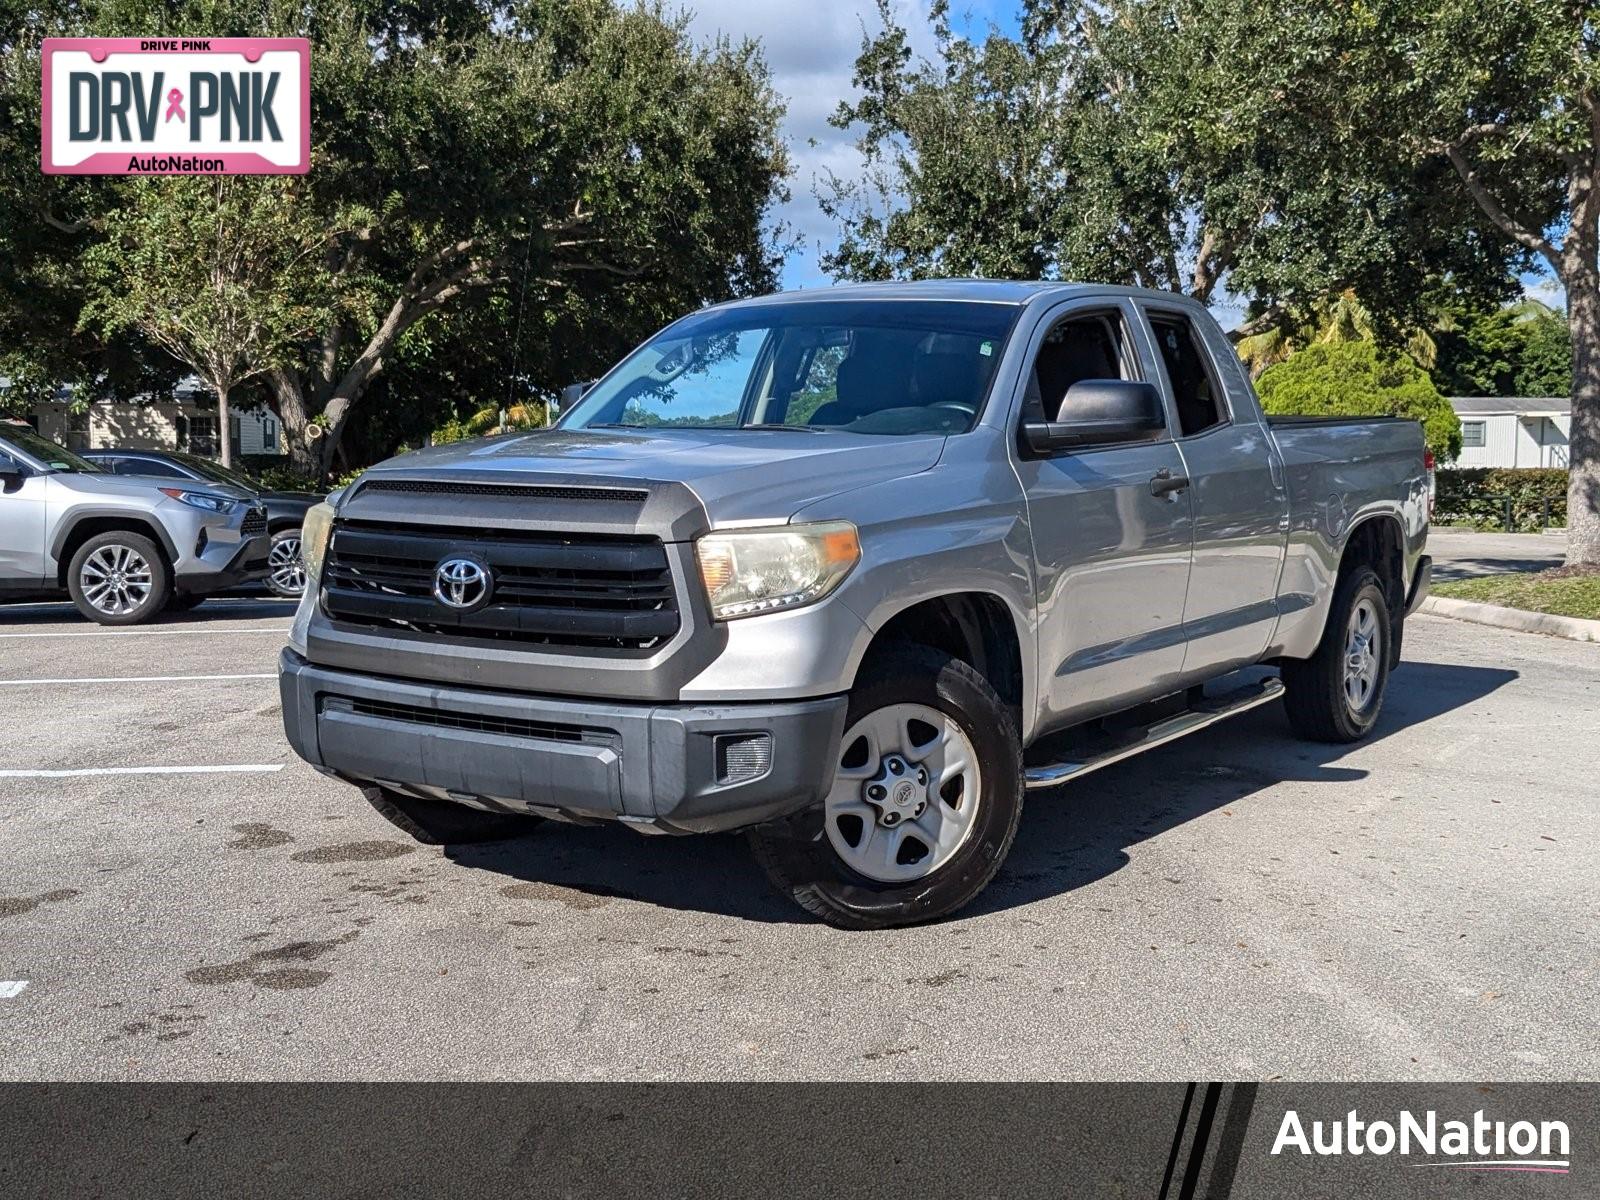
[0,462,25,492]
[1022,379,1165,454]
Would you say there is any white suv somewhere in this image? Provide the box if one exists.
[0,423,270,624]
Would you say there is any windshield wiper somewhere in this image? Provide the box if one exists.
[741,423,828,432]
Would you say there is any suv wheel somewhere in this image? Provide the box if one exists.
[748,645,1024,930]
[266,530,307,598]
[363,786,544,846]
[67,531,171,625]
[1282,566,1392,743]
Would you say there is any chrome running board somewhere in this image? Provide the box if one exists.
[1023,676,1284,791]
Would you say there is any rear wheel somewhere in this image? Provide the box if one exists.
[266,529,307,597]
[1282,566,1391,743]
[363,786,544,846]
[66,531,171,626]
[748,645,1023,930]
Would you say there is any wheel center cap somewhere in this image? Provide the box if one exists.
[890,779,917,808]
[862,755,928,826]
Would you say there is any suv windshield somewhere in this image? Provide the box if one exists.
[561,299,1021,436]
[0,425,99,472]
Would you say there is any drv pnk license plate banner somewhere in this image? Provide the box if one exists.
[41,38,309,175]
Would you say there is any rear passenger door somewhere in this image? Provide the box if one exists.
[1139,304,1289,676]
[1014,299,1195,729]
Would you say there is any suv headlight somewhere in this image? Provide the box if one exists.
[695,521,860,620]
[300,502,336,584]
[159,487,236,514]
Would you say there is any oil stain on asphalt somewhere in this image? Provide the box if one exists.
[185,931,359,991]
[0,888,80,918]
[290,841,416,864]
[226,823,294,851]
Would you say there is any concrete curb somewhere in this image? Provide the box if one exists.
[1419,595,1600,643]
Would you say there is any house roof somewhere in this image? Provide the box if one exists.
[1449,396,1570,417]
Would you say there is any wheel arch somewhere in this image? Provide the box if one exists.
[856,591,1027,733]
[52,512,179,588]
[1334,512,1406,667]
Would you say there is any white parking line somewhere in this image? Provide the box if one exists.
[0,982,28,999]
[0,764,286,779]
[0,673,276,686]
[0,627,288,640]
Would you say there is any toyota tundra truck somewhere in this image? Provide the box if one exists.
[279,281,1431,928]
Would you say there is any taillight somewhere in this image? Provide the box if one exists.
[1423,449,1435,473]
[1423,449,1435,516]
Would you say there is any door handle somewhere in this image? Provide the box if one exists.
[1150,469,1190,498]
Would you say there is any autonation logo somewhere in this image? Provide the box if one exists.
[1272,1108,1571,1174]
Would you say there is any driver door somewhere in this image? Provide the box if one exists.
[1013,301,1195,730]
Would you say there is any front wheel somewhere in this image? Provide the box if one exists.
[266,529,308,598]
[66,531,171,626]
[1282,566,1392,743]
[748,645,1023,930]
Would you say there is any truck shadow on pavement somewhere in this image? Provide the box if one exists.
[445,661,1517,925]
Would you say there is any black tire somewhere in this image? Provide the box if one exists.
[363,786,543,846]
[166,592,206,612]
[65,531,172,626]
[748,644,1024,930]
[265,528,307,598]
[1282,566,1392,743]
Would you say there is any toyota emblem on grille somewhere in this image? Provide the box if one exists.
[433,556,492,610]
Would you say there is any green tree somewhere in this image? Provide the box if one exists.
[1431,299,1572,398]
[79,177,340,467]
[1,0,789,476]
[1257,341,1462,462]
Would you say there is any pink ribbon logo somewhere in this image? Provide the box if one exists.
[164,87,185,123]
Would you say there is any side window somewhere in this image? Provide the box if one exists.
[1024,312,1138,424]
[1149,313,1226,436]
[123,458,183,478]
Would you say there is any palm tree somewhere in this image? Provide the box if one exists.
[1234,289,1437,379]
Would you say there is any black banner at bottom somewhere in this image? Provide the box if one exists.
[0,1083,1590,1198]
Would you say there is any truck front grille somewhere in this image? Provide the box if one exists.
[320,520,680,650]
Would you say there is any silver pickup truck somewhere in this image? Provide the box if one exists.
[280,281,1431,928]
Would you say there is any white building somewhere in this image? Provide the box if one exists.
[6,380,284,459]
[1449,396,1570,469]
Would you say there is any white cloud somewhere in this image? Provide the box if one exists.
[684,1,950,288]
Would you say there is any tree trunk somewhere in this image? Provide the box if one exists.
[267,369,321,481]
[1565,274,1600,566]
[217,384,233,469]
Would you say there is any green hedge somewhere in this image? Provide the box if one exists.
[1434,467,1568,530]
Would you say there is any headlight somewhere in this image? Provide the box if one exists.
[695,521,860,620]
[158,487,236,514]
[300,502,336,584]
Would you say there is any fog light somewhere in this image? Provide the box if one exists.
[714,733,773,785]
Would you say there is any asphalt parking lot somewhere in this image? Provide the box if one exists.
[0,598,1596,1082]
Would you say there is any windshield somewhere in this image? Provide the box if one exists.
[0,425,99,472]
[167,451,255,489]
[561,299,1021,436]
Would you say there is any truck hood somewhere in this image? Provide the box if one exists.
[55,471,257,504]
[362,427,946,524]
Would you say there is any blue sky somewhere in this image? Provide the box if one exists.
[685,1,1018,292]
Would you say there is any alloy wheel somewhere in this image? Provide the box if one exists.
[269,535,307,596]
[79,544,153,616]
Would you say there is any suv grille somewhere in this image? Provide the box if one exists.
[321,520,679,650]
[240,507,268,537]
